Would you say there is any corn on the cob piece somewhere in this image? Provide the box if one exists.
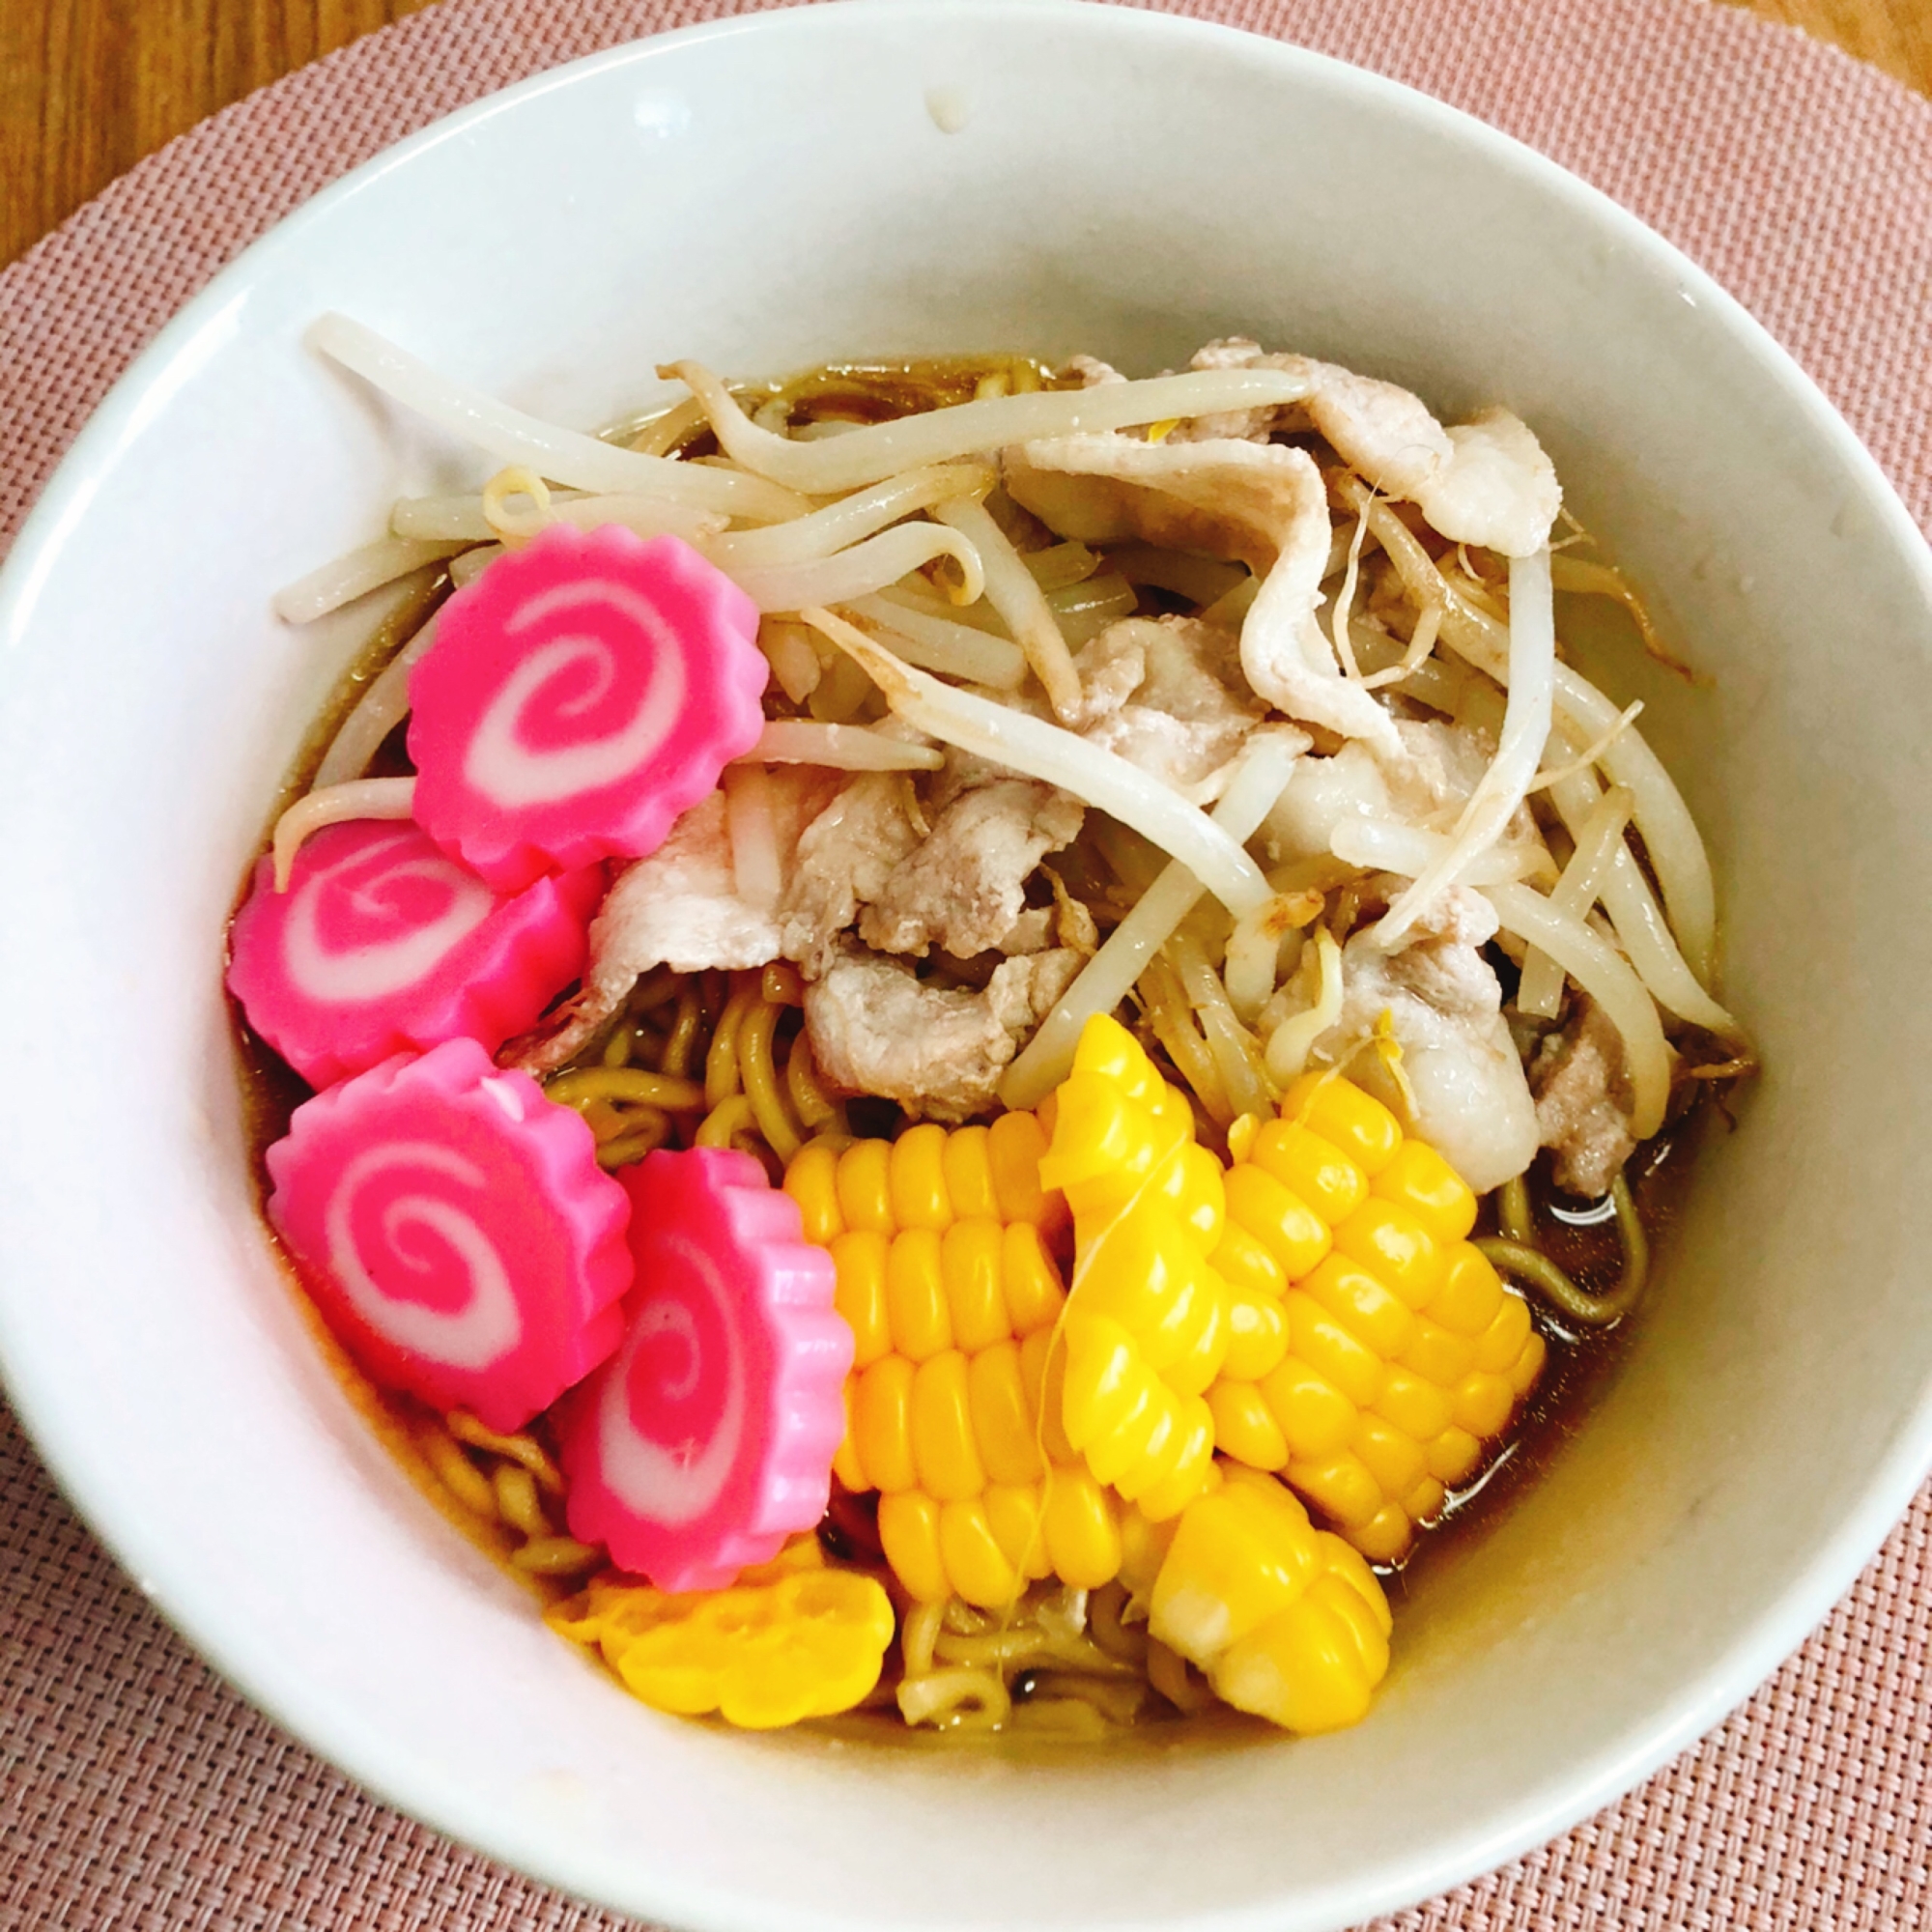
[785,1117,1122,1608]
[1135,1463,1391,1734]
[1036,1016,1227,1520]
[1205,1071,1546,1563]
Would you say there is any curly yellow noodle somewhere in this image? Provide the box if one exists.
[511,1537,604,1577]
[1147,1639,1214,1715]
[785,1033,847,1137]
[705,980,761,1107]
[901,1601,945,1679]
[737,998,805,1160]
[494,1463,551,1538]
[696,1093,761,1151]
[595,1117,673,1170]
[546,1066,707,1114]
[447,1410,564,1493]
[896,1667,1012,1730]
[661,984,705,1079]
[415,1416,497,1518]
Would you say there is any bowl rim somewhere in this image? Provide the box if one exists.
[4,2,1932,1926]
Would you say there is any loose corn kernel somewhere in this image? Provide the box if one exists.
[790,1115,1115,1608]
[1040,1016,1230,1518]
[1206,1074,1545,1562]
[1143,1463,1391,1733]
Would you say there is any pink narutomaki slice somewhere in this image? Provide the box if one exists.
[407,525,767,892]
[266,1038,632,1433]
[556,1148,852,1592]
[227,818,602,1090]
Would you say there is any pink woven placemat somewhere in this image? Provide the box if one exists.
[2,0,1929,1925]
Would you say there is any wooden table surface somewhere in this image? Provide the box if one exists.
[2,0,1930,270]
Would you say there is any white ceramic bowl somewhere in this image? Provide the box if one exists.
[4,4,1931,1927]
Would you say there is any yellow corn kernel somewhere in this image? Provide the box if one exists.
[878,1491,950,1603]
[1403,1475,1446,1523]
[1117,1492,1180,1601]
[1211,1214,1287,1302]
[1249,1120,1368,1227]
[829,1229,891,1369]
[1222,1164,1331,1281]
[1019,1325,1078,1466]
[909,1351,985,1502]
[1208,1075,1544,1562]
[548,1568,895,1729]
[1345,1504,1413,1567]
[789,1114,1106,1607]
[1349,1412,1428,1501]
[1221,1289,1289,1383]
[1427,1244,1506,1337]
[1040,1465,1124,1588]
[967,1341,1045,1487]
[1371,1365,1455,1444]
[984,1482,1054,1584]
[832,1379,867,1492]
[1510,1329,1548,1398]
[1472,1288,1533,1374]
[1333,1198,1446,1311]
[1452,1371,1515,1439]
[1372,1139,1478,1244]
[937,1498,1019,1609]
[988,1110,1061,1233]
[886,1227,952,1361]
[851,1354,917,1493]
[1280,1071,1403,1176]
[835,1137,895,1233]
[1300,1254,1416,1362]
[1427,1425,1484,1485]
[941,1219,1010,1352]
[1397,1315,1478,1389]
[1002,1224,1065,1338]
[1285,1451,1382,1531]
[1137,1403,1219,1521]
[1259,1357,1357,1459]
[784,1142,844,1244]
[941,1124,1000,1220]
[889,1122,954,1231]
[1145,1463,1390,1733]
[1162,1143,1229,1251]
[1208,1379,1290,1472]
[1283,1293,1384,1408]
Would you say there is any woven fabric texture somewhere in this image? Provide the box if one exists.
[2,0,1929,1926]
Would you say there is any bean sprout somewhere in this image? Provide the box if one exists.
[931,497,1082,721]
[312,315,810,521]
[726,522,984,613]
[1517,784,1634,1020]
[1376,549,1555,950]
[663,356,1315,494]
[1483,882,1670,1137]
[1264,926,1343,1083]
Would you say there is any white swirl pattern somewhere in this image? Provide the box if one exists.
[465,578,688,808]
[596,1230,744,1527]
[284,830,496,1002]
[324,1139,523,1369]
